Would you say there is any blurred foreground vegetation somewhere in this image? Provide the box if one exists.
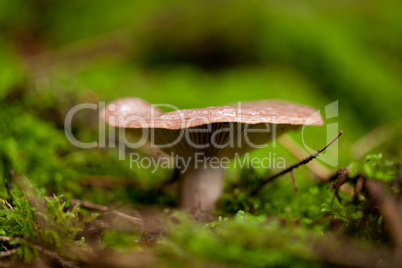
[1,0,402,267]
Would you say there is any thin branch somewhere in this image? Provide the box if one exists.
[0,198,14,212]
[0,249,18,258]
[69,199,109,212]
[0,237,20,242]
[279,134,331,180]
[289,171,297,192]
[111,210,144,225]
[61,198,144,226]
[327,168,402,265]
[34,245,79,268]
[351,119,402,159]
[364,179,402,264]
[250,131,343,196]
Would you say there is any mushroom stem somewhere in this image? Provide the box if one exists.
[179,164,224,211]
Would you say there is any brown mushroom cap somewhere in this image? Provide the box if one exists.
[101,98,323,159]
[102,98,322,129]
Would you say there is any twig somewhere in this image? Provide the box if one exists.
[69,199,109,212]
[46,197,144,226]
[328,167,350,204]
[0,198,15,212]
[67,198,143,226]
[111,210,144,225]
[34,245,79,268]
[0,249,18,258]
[351,120,402,159]
[289,171,297,192]
[0,237,20,242]
[250,131,343,196]
[364,180,402,265]
[279,134,331,180]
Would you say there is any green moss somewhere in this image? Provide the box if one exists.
[349,154,399,182]
[0,192,96,262]
[158,211,324,267]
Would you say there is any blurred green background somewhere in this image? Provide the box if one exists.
[1,0,401,203]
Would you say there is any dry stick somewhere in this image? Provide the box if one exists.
[0,236,21,243]
[280,134,355,196]
[45,197,143,226]
[0,236,77,267]
[250,131,343,196]
[69,199,109,212]
[0,198,15,212]
[351,120,402,159]
[279,134,331,180]
[68,199,143,226]
[0,249,18,258]
[364,180,402,265]
[34,246,79,268]
[289,171,297,192]
[0,237,20,259]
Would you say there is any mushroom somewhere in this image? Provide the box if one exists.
[101,98,323,211]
